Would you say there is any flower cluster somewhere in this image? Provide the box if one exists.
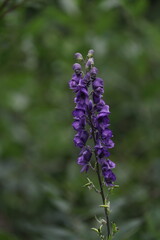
[69,50,116,186]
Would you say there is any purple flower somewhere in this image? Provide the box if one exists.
[92,78,104,103]
[101,129,113,139]
[85,58,94,69]
[77,148,92,172]
[90,67,98,79]
[92,78,104,96]
[87,49,94,58]
[100,105,110,114]
[72,107,85,118]
[93,92,101,104]
[69,73,82,92]
[103,139,115,148]
[75,53,83,60]
[102,160,116,186]
[95,143,110,160]
[82,72,91,87]
[95,99,106,112]
[96,111,110,130]
[96,87,104,95]
[92,78,104,104]
[102,159,116,170]
[72,117,85,131]
[88,100,93,112]
[74,130,89,148]
[92,78,103,90]
[75,88,89,107]
[103,169,116,186]
[73,63,82,75]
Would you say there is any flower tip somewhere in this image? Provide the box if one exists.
[87,49,94,58]
[75,52,83,61]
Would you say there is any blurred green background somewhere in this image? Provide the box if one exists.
[0,0,160,239]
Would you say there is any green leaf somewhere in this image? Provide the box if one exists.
[91,228,99,234]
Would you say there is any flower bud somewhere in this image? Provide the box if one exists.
[88,100,93,111]
[87,49,94,58]
[85,58,94,69]
[72,63,82,75]
[90,67,98,79]
[75,52,83,61]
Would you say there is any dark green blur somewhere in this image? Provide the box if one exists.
[0,0,160,239]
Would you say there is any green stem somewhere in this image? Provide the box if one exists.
[88,111,111,239]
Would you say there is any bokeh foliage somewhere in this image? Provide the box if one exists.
[0,0,160,239]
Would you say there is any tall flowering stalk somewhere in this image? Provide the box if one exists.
[69,50,118,240]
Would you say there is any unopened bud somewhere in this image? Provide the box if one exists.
[85,58,94,69]
[75,52,83,61]
[87,49,94,58]
[72,63,82,75]
[90,67,98,79]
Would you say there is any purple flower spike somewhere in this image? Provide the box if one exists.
[69,50,116,186]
